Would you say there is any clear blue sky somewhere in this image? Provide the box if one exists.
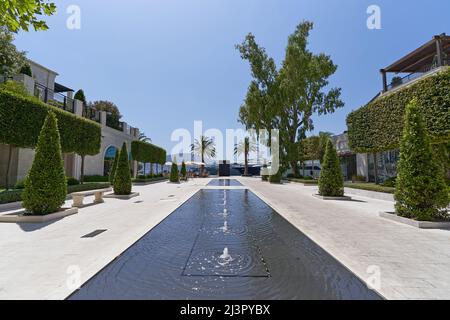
[14,0,450,152]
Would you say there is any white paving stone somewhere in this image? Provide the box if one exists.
[0,177,449,300]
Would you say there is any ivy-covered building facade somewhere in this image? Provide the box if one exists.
[347,34,450,183]
[0,60,142,187]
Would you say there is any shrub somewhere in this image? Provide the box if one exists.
[318,140,344,197]
[0,90,101,155]
[169,162,179,183]
[0,190,22,204]
[344,182,394,194]
[0,80,32,98]
[74,89,86,104]
[180,161,187,178]
[131,140,166,165]
[347,69,450,153]
[20,63,32,77]
[351,174,367,182]
[261,175,268,181]
[66,177,80,186]
[394,100,449,221]
[14,179,25,189]
[113,143,132,195]
[109,149,119,184]
[381,176,396,188]
[22,112,67,214]
[83,175,109,183]
[269,170,282,184]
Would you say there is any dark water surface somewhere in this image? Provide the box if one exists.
[207,179,243,186]
[69,189,381,300]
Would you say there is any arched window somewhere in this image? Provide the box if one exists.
[104,146,118,176]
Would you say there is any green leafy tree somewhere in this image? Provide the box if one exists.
[190,135,216,174]
[89,100,122,129]
[170,160,179,183]
[180,161,187,178]
[0,0,56,32]
[113,143,132,195]
[0,27,26,77]
[74,89,87,104]
[22,111,67,214]
[395,100,449,221]
[19,63,32,76]
[237,21,343,176]
[318,140,344,197]
[109,149,119,184]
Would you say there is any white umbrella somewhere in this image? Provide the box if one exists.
[164,161,173,166]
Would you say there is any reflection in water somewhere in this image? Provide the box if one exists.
[69,189,381,300]
[207,179,243,186]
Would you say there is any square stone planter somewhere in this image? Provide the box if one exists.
[313,194,352,201]
[0,207,78,223]
[379,212,450,229]
[104,192,140,200]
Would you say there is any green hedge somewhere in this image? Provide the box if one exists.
[287,178,318,185]
[0,90,101,155]
[347,68,450,153]
[131,140,166,164]
[344,182,395,194]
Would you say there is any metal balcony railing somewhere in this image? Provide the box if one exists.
[34,82,75,113]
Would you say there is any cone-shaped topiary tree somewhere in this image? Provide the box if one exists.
[113,143,132,195]
[318,139,344,197]
[22,111,67,214]
[170,160,179,183]
[180,161,187,178]
[109,149,119,184]
[395,99,449,221]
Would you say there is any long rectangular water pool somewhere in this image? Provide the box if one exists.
[69,189,381,300]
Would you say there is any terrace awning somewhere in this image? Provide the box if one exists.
[54,82,74,93]
[383,34,450,73]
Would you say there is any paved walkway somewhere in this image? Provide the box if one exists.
[0,179,208,299]
[0,177,449,299]
[240,177,450,300]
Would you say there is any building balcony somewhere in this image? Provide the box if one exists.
[380,33,450,95]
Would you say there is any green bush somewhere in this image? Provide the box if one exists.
[0,90,101,155]
[109,149,119,184]
[180,161,187,178]
[351,174,367,182]
[113,143,132,195]
[20,63,32,77]
[347,69,450,153]
[22,112,67,214]
[344,182,394,194]
[14,179,25,189]
[74,89,86,104]
[0,190,22,204]
[261,175,268,181]
[67,183,110,193]
[131,140,166,165]
[269,170,282,184]
[288,178,318,185]
[394,100,449,221]
[381,176,396,188]
[83,175,109,183]
[318,140,344,197]
[66,177,80,186]
[169,162,179,183]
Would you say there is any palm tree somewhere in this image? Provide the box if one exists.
[191,135,216,175]
[234,137,256,176]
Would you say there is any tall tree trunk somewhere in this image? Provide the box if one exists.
[150,163,153,176]
[5,144,14,190]
[290,160,298,178]
[244,152,248,176]
[80,155,85,184]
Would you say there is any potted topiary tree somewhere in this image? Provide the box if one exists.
[269,170,282,184]
[394,99,449,221]
[170,160,179,183]
[180,161,187,180]
[113,143,132,195]
[317,139,348,199]
[22,111,67,215]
